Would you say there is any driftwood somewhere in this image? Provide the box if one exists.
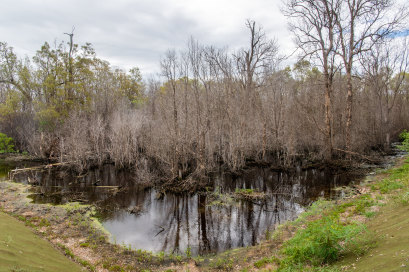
[8,162,72,180]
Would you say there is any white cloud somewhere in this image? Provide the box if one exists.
[0,0,294,76]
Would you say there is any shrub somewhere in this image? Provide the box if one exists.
[399,130,409,152]
[280,214,373,268]
[0,132,15,153]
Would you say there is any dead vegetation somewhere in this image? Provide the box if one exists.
[1,9,408,187]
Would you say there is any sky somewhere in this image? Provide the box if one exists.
[0,0,294,77]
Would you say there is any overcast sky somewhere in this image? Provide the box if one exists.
[0,0,294,77]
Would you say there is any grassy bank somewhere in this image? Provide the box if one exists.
[0,211,83,272]
[247,154,409,272]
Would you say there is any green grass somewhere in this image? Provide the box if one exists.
[210,257,234,271]
[280,213,374,269]
[328,154,409,271]
[253,256,278,268]
[0,212,83,272]
[277,154,409,271]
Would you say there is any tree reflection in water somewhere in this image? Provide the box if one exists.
[14,164,362,255]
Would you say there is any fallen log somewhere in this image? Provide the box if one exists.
[8,162,73,180]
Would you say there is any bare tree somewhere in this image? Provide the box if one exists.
[234,20,279,95]
[283,0,340,160]
[64,26,75,100]
[361,38,409,149]
[160,50,182,179]
[334,0,408,151]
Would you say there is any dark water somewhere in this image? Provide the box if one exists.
[7,163,363,256]
[0,157,43,181]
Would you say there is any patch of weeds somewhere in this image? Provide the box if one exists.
[265,228,273,240]
[396,190,409,205]
[78,259,95,271]
[108,265,125,272]
[211,257,234,271]
[254,256,279,268]
[375,194,384,200]
[16,215,35,228]
[236,188,254,194]
[58,243,95,271]
[102,259,115,269]
[102,259,126,271]
[297,199,335,221]
[121,242,133,253]
[174,255,183,263]
[398,130,409,152]
[364,211,377,218]
[206,187,235,206]
[157,251,165,262]
[234,188,266,200]
[60,202,88,212]
[375,178,404,193]
[185,246,191,258]
[80,242,90,247]
[135,249,154,263]
[38,217,51,227]
[280,213,375,269]
[333,202,354,215]
[61,245,75,259]
[353,194,376,215]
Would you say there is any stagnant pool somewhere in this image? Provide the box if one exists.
[8,163,364,256]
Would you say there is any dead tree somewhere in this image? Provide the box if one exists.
[334,0,408,152]
[283,0,340,160]
[361,39,409,150]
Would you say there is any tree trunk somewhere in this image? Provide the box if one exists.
[324,65,333,161]
[345,70,353,154]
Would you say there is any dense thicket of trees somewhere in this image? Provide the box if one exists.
[1,1,408,184]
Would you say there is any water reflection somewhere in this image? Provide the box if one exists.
[10,164,362,255]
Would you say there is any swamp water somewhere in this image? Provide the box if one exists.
[5,163,364,256]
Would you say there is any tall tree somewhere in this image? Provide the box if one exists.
[160,50,181,179]
[283,0,340,160]
[334,0,408,151]
[234,20,279,95]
